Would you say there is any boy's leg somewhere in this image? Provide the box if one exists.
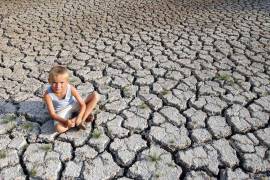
[72,104,83,126]
[85,113,94,122]
[81,91,100,123]
[55,107,74,133]
[55,123,69,133]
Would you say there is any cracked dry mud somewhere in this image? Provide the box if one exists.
[0,0,269,179]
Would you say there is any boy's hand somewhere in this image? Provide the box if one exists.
[70,117,77,126]
[61,120,68,127]
[67,119,75,128]
[75,116,82,126]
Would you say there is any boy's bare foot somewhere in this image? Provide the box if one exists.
[78,122,86,130]
[78,114,93,130]
[85,113,94,123]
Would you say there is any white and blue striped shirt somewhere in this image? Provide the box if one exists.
[47,84,76,112]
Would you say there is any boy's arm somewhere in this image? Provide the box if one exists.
[43,91,68,124]
[71,86,86,119]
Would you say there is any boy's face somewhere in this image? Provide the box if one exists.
[51,74,68,94]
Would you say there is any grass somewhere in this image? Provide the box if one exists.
[22,123,33,131]
[167,162,176,167]
[262,91,270,96]
[149,152,161,162]
[234,79,243,85]
[107,129,112,135]
[69,77,78,84]
[260,176,268,180]
[29,167,37,177]
[216,74,231,81]
[0,150,6,159]
[122,85,132,97]
[122,85,130,92]
[226,79,235,86]
[40,144,52,152]
[138,102,148,109]
[161,89,170,95]
[1,114,16,124]
[92,129,102,139]
[216,74,235,85]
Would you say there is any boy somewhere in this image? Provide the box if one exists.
[43,66,100,133]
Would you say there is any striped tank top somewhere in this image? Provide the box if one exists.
[47,84,76,112]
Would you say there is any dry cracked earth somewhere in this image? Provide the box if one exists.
[0,0,270,179]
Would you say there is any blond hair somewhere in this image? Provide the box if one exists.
[48,66,69,83]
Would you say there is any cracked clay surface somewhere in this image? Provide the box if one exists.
[0,0,270,179]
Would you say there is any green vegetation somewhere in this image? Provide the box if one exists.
[69,77,78,84]
[29,167,37,177]
[161,89,170,96]
[234,79,242,84]
[217,74,231,81]
[122,85,130,92]
[92,129,102,139]
[261,90,270,96]
[260,176,268,180]
[149,152,161,162]
[40,144,52,152]
[122,85,132,97]
[1,114,16,124]
[167,162,176,167]
[0,150,6,159]
[216,74,234,85]
[22,123,33,131]
[107,129,112,135]
[138,102,148,109]
[227,79,235,85]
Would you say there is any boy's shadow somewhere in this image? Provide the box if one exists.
[1,97,92,143]
[0,83,95,141]
[1,98,57,141]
